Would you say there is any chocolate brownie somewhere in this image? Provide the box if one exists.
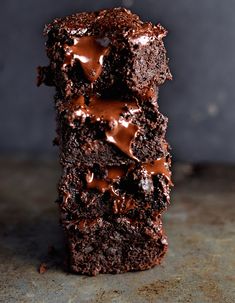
[38,7,172,99]
[65,216,168,275]
[39,7,172,275]
[56,91,169,166]
[58,157,171,222]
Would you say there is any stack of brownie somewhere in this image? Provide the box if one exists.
[39,8,172,275]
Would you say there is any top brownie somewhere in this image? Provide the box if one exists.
[39,7,171,99]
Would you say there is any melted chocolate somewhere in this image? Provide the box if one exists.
[86,166,125,193]
[89,97,140,160]
[62,95,85,110]
[106,121,139,161]
[62,96,141,160]
[86,171,109,192]
[86,166,134,214]
[107,166,126,180]
[60,95,87,127]
[63,36,110,82]
[85,157,172,214]
[143,157,172,185]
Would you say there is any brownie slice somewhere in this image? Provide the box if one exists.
[56,91,169,166]
[63,216,168,275]
[58,158,171,223]
[38,7,171,99]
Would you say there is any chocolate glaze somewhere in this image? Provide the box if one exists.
[143,157,172,185]
[62,96,141,160]
[63,36,110,82]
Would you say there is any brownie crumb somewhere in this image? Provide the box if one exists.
[38,263,48,274]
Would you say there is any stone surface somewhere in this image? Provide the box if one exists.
[0,158,234,302]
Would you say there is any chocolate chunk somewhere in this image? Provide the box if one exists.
[63,37,110,82]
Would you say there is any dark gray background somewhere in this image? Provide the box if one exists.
[1,0,235,162]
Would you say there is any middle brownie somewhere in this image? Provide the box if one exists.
[56,88,170,166]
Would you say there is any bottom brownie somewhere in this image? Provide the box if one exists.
[63,216,167,275]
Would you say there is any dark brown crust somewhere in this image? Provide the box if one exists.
[44,8,164,36]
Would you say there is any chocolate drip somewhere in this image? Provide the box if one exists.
[143,157,172,185]
[62,96,141,160]
[90,96,140,160]
[106,121,139,161]
[63,36,110,82]
[89,97,140,161]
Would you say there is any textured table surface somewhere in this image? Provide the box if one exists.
[0,158,234,303]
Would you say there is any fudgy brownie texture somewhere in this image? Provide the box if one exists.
[58,160,171,223]
[56,90,169,166]
[38,7,172,99]
[39,7,172,275]
[65,217,168,275]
